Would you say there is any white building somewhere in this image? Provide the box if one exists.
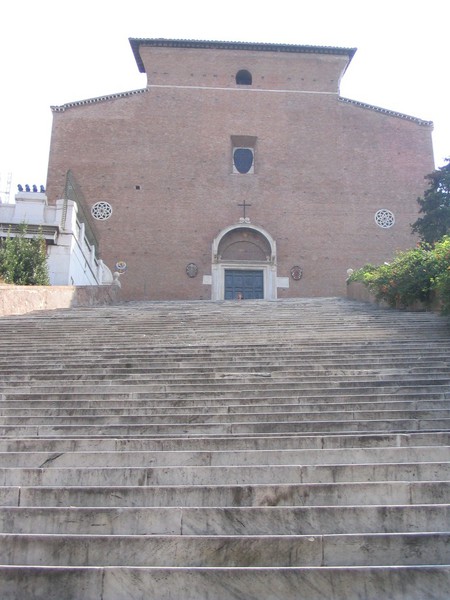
[0,191,113,286]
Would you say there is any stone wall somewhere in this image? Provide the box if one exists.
[0,284,121,317]
[347,280,443,313]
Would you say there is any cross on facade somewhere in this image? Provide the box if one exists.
[237,199,252,220]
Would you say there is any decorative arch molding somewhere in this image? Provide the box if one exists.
[210,223,278,300]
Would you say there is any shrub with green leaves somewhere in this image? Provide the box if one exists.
[0,224,50,286]
[433,236,450,314]
[348,237,450,314]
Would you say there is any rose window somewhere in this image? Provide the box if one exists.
[91,201,113,221]
[374,209,395,228]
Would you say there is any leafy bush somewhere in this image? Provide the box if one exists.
[433,236,450,314]
[348,237,450,314]
[0,224,50,286]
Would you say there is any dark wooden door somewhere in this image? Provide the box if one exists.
[224,270,264,300]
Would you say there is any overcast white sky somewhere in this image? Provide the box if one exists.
[0,0,448,202]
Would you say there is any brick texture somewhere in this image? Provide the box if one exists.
[46,42,434,301]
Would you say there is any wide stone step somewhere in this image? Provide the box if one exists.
[3,376,450,395]
[1,432,448,452]
[2,390,448,409]
[3,384,449,402]
[0,505,448,535]
[1,446,448,468]
[0,532,448,566]
[0,461,448,486]
[5,480,449,508]
[2,399,450,417]
[2,369,450,386]
[1,364,449,381]
[0,565,448,600]
[2,418,450,438]
[3,409,450,428]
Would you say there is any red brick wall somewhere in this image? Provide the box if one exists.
[46,45,434,301]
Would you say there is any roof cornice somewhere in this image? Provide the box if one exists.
[51,88,148,112]
[338,97,433,127]
[129,38,357,74]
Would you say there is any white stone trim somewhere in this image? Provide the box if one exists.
[211,223,278,301]
[277,277,290,289]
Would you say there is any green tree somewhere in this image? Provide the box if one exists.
[412,159,450,244]
[0,224,50,285]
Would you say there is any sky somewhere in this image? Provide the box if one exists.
[1,0,448,202]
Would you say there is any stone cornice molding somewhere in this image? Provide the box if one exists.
[339,96,433,127]
[51,88,148,112]
[129,38,357,74]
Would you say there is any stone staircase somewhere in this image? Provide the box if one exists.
[0,297,449,599]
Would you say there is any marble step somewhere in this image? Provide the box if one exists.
[2,399,450,417]
[0,504,448,535]
[3,397,450,414]
[2,362,448,377]
[2,418,449,438]
[2,352,448,368]
[0,461,448,486]
[1,446,448,468]
[1,362,449,378]
[3,375,449,394]
[2,431,448,452]
[2,391,448,409]
[2,564,447,600]
[0,532,448,567]
[4,480,449,508]
[3,385,449,404]
[2,409,450,428]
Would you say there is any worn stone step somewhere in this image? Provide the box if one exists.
[3,409,450,428]
[0,532,448,567]
[2,391,448,409]
[4,384,449,402]
[2,417,450,438]
[0,461,448,486]
[0,400,440,416]
[1,431,448,453]
[2,370,450,387]
[2,399,450,418]
[3,376,450,395]
[1,446,448,468]
[0,505,448,535]
[0,565,448,600]
[1,364,449,381]
[5,480,449,508]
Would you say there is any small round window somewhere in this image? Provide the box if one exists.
[375,209,395,228]
[91,201,113,221]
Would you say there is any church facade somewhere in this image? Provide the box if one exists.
[45,39,434,301]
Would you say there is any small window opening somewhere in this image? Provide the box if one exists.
[233,148,254,174]
[236,70,252,85]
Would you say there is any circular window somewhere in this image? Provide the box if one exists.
[375,209,395,228]
[91,201,113,221]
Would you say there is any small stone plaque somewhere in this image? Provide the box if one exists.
[186,263,198,278]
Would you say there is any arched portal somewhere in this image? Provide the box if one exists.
[211,224,277,300]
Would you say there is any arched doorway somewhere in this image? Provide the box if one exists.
[211,224,277,300]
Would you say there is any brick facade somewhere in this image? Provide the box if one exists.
[46,39,434,301]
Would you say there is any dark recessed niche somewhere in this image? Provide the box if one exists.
[236,70,252,85]
[135,185,141,190]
